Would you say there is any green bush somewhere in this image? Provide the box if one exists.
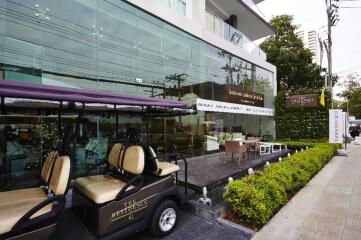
[275,90,331,140]
[224,143,339,229]
[277,140,317,149]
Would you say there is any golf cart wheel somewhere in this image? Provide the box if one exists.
[149,200,179,237]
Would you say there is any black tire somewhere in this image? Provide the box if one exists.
[148,200,179,238]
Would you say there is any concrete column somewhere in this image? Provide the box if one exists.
[192,0,205,26]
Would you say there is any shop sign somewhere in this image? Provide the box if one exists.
[329,109,344,144]
[286,94,319,107]
[227,85,265,107]
[196,98,274,116]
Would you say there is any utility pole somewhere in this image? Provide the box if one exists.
[325,0,340,106]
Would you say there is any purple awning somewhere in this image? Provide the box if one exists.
[0,80,189,109]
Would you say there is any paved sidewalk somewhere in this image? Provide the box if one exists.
[252,144,361,240]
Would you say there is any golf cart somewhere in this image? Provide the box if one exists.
[0,80,192,240]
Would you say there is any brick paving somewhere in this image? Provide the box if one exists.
[252,144,361,240]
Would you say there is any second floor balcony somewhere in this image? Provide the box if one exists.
[205,9,267,60]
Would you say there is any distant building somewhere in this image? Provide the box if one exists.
[295,28,319,64]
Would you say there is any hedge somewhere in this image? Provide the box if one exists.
[276,140,319,149]
[223,143,339,229]
[275,90,331,140]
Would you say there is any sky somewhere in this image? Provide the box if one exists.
[256,0,361,98]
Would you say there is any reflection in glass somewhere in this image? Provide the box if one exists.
[0,0,276,173]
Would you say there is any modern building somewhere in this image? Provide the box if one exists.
[0,0,276,186]
[295,27,319,64]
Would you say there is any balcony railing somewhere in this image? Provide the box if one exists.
[205,10,267,60]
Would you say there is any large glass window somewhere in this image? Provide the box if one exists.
[0,0,276,187]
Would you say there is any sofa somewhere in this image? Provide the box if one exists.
[203,135,220,152]
[203,132,246,152]
[218,132,245,146]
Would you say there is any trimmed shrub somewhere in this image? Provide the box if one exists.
[225,180,270,227]
[277,140,317,149]
[224,143,339,229]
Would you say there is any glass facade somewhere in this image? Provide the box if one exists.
[0,0,275,190]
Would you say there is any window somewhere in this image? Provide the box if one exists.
[160,0,187,16]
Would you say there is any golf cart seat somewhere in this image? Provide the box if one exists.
[74,144,145,204]
[0,150,59,204]
[3,151,59,191]
[41,151,59,185]
[0,155,71,237]
[148,147,180,176]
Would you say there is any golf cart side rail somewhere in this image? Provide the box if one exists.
[169,153,188,195]
[115,175,145,200]
[12,195,65,232]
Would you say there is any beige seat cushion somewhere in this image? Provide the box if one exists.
[0,187,47,203]
[0,187,52,235]
[49,156,71,195]
[75,174,134,204]
[157,162,180,176]
[122,146,144,175]
[148,146,180,176]
[41,151,58,184]
[108,143,123,168]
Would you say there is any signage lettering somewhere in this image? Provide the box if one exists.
[227,85,265,107]
[196,99,274,116]
[286,94,320,108]
[110,194,158,222]
[329,109,344,144]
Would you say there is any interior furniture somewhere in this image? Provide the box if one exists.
[203,132,245,151]
[271,143,283,153]
[224,140,247,164]
[244,137,261,159]
[262,134,273,142]
[218,132,245,146]
[203,135,220,151]
[260,143,271,155]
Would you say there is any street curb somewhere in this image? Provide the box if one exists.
[217,217,256,238]
[183,200,256,238]
[182,201,220,221]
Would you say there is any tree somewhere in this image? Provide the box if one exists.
[338,73,361,118]
[261,15,325,91]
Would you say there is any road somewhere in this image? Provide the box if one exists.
[55,208,248,240]
[131,210,248,240]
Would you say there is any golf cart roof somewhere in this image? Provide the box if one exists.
[0,80,194,115]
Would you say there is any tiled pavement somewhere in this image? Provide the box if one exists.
[252,144,361,240]
[177,149,290,191]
